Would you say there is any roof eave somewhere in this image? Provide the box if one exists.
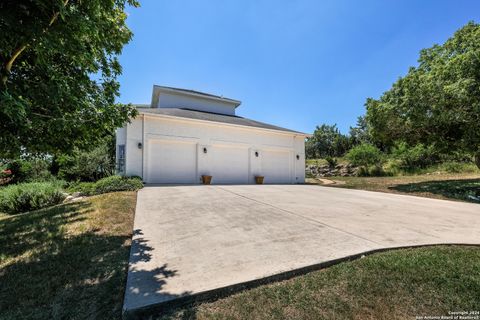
[137,110,309,137]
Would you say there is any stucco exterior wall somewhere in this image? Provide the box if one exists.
[124,117,144,178]
[119,114,305,184]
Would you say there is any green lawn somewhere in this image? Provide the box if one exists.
[0,192,137,320]
[157,246,480,320]
[324,173,480,203]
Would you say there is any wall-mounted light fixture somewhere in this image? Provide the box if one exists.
[138,142,143,149]
[296,154,300,160]
[255,151,259,157]
[203,147,208,154]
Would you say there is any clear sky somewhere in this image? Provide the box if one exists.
[118,0,480,134]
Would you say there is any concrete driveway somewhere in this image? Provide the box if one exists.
[123,185,480,315]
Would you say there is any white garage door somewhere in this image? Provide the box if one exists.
[146,139,197,184]
[210,144,249,184]
[261,150,292,184]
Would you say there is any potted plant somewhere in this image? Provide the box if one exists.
[201,175,212,185]
[254,175,264,184]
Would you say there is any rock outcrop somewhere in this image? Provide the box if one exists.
[306,163,358,177]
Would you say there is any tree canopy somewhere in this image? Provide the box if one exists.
[305,124,351,159]
[0,0,139,158]
[365,22,480,167]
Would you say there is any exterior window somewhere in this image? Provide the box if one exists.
[117,145,126,174]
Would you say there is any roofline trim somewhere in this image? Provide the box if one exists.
[153,85,241,107]
[137,110,309,137]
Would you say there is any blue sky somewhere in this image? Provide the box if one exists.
[118,0,480,134]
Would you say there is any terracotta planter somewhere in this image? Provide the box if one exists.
[254,176,264,184]
[201,175,212,185]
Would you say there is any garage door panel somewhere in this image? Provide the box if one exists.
[261,150,291,184]
[211,145,249,184]
[147,140,197,184]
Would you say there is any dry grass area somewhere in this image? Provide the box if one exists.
[157,246,480,320]
[0,192,137,319]
[317,173,480,203]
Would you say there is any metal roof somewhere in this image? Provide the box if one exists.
[138,107,306,135]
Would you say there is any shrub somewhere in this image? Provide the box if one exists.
[67,182,96,196]
[0,182,66,214]
[346,144,384,169]
[93,176,143,194]
[391,142,438,170]
[325,156,338,169]
[57,140,115,182]
[6,159,54,184]
[439,161,479,174]
[68,176,143,196]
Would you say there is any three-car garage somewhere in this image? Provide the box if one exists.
[116,85,307,185]
[143,136,298,185]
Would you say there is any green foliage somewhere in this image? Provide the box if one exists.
[349,116,372,145]
[94,176,143,195]
[69,176,143,196]
[0,182,65,214]
[0,0,139,158]
[67,182,96,196]
[391,142,438,170]
[6,158,54,184]
[346,144,383,169]
[57,139,115,182]
[437,161,479,174]
[365,22,480,167]
[325,156,338,168]
[441,162,464,173]
[306,124,351,159]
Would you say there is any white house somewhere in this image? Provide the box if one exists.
[116,85,307,184]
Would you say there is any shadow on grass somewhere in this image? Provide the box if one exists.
[0,197,190,320]
[0,201,131,319]
[390,178,480,203]
[0,199,134,319]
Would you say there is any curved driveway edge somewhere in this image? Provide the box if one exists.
[123,185,480,318]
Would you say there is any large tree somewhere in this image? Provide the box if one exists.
[305,124,351,159]
[0,0,139,158]
[365,22,480,168]
[349,115,372,146]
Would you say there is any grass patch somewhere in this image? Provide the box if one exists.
[156,246,480,320]
[328,173,480,203]
[0,191,137,319]
[392,179,480,203]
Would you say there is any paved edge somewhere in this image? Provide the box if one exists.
[122,243,480,320]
